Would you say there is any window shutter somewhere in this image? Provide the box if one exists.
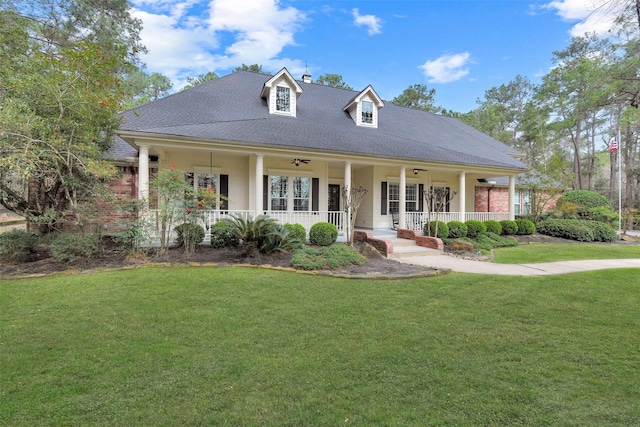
[381,182,387,215]
[220,174,229,210]
[312,178,319,211]
[263,175,269,211]
[418,184,424,212]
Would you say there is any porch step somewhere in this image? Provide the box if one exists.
[386,237,442,260]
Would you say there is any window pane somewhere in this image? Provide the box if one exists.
[197,173,217,191]
[362,101,373,124]
[406,184,418,212]
[270,176,288,211]
[388,183,399,212]
[293,177,310,211]
[276,86,290,112]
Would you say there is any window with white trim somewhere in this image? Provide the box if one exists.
[515,189,531,214]
[293,177,310,211]
[276,86,291,113]
[388,183,419,212]
[270,175,311,211]
[361,101,373,124]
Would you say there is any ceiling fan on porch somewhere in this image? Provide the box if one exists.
[292,158,310,167]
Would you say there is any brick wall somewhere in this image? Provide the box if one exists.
[474,187,510,213]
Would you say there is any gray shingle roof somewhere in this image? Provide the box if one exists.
[116,71,526,171]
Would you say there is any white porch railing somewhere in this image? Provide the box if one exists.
[403,212,511,231]
[146,210,346,243]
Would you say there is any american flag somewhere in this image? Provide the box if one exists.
[610,139,618,151]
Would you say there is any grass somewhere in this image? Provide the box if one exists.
[2,266,640,426]
[493,242,640,264]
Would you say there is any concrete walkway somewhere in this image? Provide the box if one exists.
[396,254,640,276]
[362,228,640,276]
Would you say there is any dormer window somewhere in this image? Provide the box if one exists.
[343,85,384,128]
[362,101,373,124]
[261,68,303,117]
[276,86,291,112]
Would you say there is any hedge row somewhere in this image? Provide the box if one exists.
[538,219,617,242]
[423,218,535,239]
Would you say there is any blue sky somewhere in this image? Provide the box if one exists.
[131,0,620,113]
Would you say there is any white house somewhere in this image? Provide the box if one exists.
[112,68,527,237]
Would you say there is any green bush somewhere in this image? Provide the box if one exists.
[50,232,101,263]
[584,206,619,225]
[209,221,239,248]
[284,223,306,242]
[0,229,38,263]
[465,220,486,239]
[499,220,518,235]
[515,219,536,235]
[292,244,367,270]
[424,221,450,239]
[484,220,502,235]
[558,190,612,211]
[309,222,338,246]
[538,219,595,242]
[222,214,281,256]
[584,221,618,242]
[175,223,205,248]
[447,221,468,238]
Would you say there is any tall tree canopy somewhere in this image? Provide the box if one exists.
[181,71,218,90]
[315,73,353,90]
[0,0,142,232]
[392,84,439,112]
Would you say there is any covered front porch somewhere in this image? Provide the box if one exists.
[130,138,520,242]
[145,209,511,244]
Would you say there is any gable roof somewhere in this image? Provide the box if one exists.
[116,71,526,171]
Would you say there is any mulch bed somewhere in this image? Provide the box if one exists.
[0,238,438,279]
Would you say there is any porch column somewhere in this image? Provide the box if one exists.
[399,166,406,229]
[509,175,516,220]
[255,154,264,216]
[344,161,352,236]
[138,144,149,203]
[458,171,466,222]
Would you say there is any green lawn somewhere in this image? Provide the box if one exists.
[1,266,639,426]
[493,242,640,264]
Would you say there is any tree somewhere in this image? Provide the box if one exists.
[315,73,353,90]
[233,63,267,74]
[0,1,142,233]
[536,34,615,190]
[182,71,218,90]
[392,84,438,112]
[122,70,172,109]
[341,185,368,246]
[423,188,457,238]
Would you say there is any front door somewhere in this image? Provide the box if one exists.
[328,184,341,226]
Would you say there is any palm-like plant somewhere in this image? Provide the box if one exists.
[222,214,279,257]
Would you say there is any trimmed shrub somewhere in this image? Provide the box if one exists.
[499,220,518,235]
[292,244,366,270]
[465,220,486,239]
[584,221,618,242]
[50,232,101,263]
[484,220,502,235]
[538,219,595,242]
[424,221,450,239]
[175,223,205,248]
[447,221,468,238]
[558,190,612,212]
[515,219,536,235]
[209,221,239,248]
[309,222,338,246]
[284,223,306,242]
[0,229,38,263]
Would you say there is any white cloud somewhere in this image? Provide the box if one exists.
[132,0,307,86]
[419,53,471,84]
[352,8,382,35]
[543,0,621,36]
